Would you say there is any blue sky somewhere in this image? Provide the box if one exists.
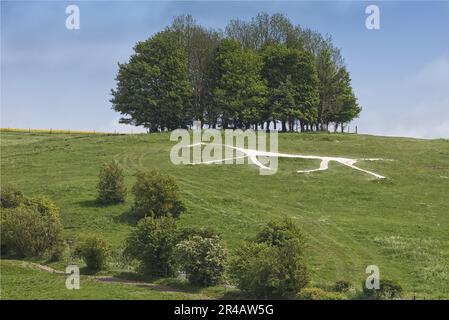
[1,1,448,138]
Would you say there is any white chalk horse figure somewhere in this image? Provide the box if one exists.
[185,143,386,179]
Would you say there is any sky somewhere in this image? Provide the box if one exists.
[1,1,449,138]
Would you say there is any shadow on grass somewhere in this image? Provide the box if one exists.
[79,266,104,276]
[78,199,110,208]
[115,271,158,283]
[113,209,141,225]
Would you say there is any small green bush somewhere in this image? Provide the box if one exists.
[49,241,67,262]
[230,219,309,299]
[26,195,60,218]
[177,227,218,242]
[334,280,351,292]
[0,185,25,208]
[1,195,63,258]
[229,240,309,299]
[97,160,127,204]
[298,287,347,300]
[362,278,403,300]
[124,216,178,276]
[256,218,306,249]
[74,236,109,270]
[175,234,227,286]
[132,170,185,219]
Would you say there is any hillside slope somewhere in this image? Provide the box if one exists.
[1,132,448,299]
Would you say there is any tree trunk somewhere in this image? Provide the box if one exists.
[281,121,287,132]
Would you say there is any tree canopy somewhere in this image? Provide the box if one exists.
[111,13,361,132]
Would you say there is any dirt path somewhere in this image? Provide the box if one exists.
[95,276,183,292]
[25,262,65,274]
[24,262,184,293]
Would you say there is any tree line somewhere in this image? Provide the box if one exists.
[111,13,361,133]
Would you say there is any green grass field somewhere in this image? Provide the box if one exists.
[1,131,448,299]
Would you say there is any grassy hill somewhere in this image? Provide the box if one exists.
[1,131,448,299]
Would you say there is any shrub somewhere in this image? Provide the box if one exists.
[229,240,309,299]
[175,234,227,286]
[334,280,351,292]
[362,278,403,300]
[298,287,347,300]
[97,160,127,204]
[49,241,66,262]
[132,170,185,219]
[74,236,109,270]
[177,227,218,242]
[0,185,25,208]
[123,216,178,276]
[1,196,63,257]
[26,195,60,217]
[256,218,306,249]
[230,219,309,298]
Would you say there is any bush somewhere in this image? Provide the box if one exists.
[49,241,66,262]
[230,240,308,299]
[74,236,109,270]
[298,287,347,300]
[229,218,309,298]
[362,278,403,300]
[334,280,351,292]
[124,216,178,276]
[177,227,218,242]
[1,195,63,257]
[175,234,227,286]
[256,218,306,249]
[132,170,185,219]
[97,160,127,204]
[0,185,25,209]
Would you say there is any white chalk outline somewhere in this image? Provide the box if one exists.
[184,143,387,179]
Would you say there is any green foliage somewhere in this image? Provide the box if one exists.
[212,39,267,128]
[177,227,220,242]
[132,170,185,219]
[123,216,178,277]
[1,195,63,258]
[74,236,110,270]
[261,44,319,131]
[230,218,309,298]
[25,195,60,218]
[175,234,227,286]
[169,15,220,127]
[298,287,347,300]
[229,240,309,299]
[0,185,25,209]
[96,160,127,204]
[332,68,361,131]
[363,279,403,300]
[111,13,360,132]
[111,30,191,132]
[225,12,302,50]
[333,280,351,292]
[49,241,66,262]
[255,217,306,248]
